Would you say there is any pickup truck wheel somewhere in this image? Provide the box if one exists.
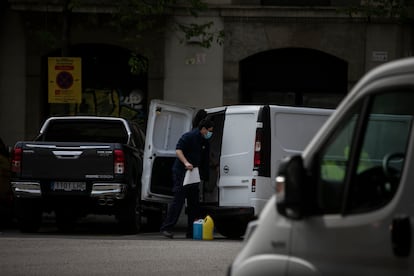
[117,195,141,234]
[145,210,163,231]
[15,199,42,233]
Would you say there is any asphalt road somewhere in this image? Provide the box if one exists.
[0,215,244,276]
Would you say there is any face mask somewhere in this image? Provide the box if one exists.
[204,131,212,140]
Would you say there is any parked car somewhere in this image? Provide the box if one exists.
[10,116,163,233]
[0,137,13,227]
[229,57,414,275]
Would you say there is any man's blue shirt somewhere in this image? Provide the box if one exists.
[172,128,205,177]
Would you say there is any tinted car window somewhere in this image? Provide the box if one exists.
[42,120,129,143]
[317,91,413,214]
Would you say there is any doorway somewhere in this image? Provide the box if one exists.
[240,47,348,108]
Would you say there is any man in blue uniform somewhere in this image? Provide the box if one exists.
[160,118,214,238]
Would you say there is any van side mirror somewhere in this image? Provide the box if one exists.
[275,155,306,219]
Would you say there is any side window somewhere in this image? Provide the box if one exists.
[129,122,146,149]
[348,92,412,213]
[318,104,362,213]
[317,91,413,214]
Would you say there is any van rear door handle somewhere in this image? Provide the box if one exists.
[391,215,411,257]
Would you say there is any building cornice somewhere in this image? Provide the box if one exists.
[8,1,406,23]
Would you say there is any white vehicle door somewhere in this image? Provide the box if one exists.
[270,106,333,199]
[216,106,259,207]
[141,100,195,203]
[289,89,414,275]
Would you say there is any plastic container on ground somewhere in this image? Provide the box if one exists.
[202,215,214,240]
[193,219,203,240]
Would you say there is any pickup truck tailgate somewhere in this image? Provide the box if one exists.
[20,143,115,180]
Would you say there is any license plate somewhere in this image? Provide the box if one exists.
[52,181,86,191]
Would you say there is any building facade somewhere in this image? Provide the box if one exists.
[1,0,413,147]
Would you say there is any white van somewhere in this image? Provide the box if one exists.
[141,100,332,237]
[229,57,414,275]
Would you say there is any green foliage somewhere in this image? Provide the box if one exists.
[177,21,225,48]
[111,0,225,74]
[339,0,407,21]
[112,0,172,33]
[185,0,208,17]
[128,53,149,75]
[112,0,224,47]
[35,29,58,49]
[67,0,81,10]
[26,0,224,74]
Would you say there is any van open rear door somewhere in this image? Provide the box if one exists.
[141,100,195,203]
[269,105,333,184]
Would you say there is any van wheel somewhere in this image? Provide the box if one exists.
[15,199,42,233]
[117,195,141,234]
[216,220,247,239]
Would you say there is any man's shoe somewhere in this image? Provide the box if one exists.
[161,230,173,239]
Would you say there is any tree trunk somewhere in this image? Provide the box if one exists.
[61,0,71,57]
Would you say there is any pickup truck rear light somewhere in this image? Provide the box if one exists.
[114,149,125,174]
[11,147,22,173]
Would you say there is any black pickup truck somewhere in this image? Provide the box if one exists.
[10,116,162,233]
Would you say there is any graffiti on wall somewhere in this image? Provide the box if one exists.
[49,88,146,128]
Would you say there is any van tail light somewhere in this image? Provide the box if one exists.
[254,106,270,177]
[251,178,256,192]
[254,129,263,168]
[11,147,22,173]
[114,149,125,174]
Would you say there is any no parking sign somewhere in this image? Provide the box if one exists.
[48,57,82,103]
